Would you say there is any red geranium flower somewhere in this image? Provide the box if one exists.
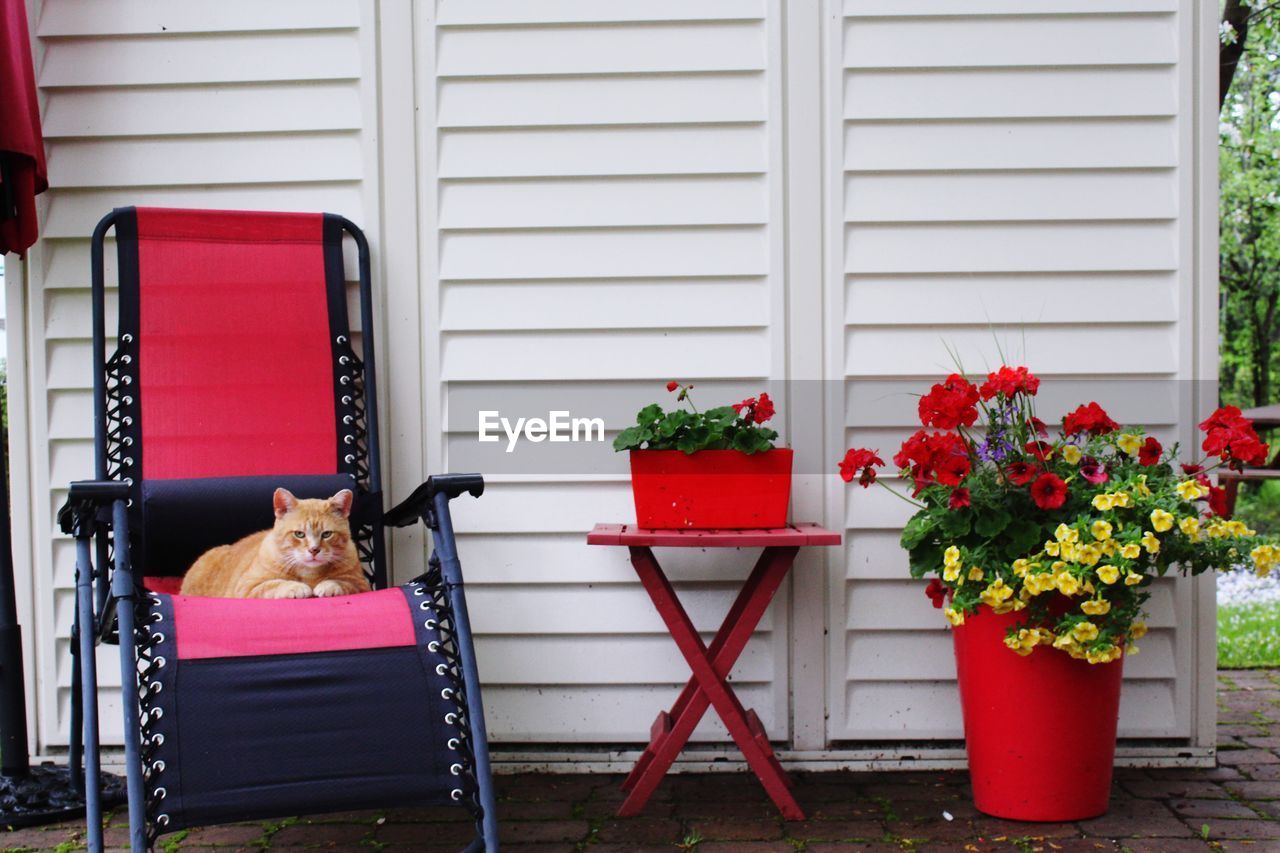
[732,396,755,416]
[1201,408,1270,470]
[1138,436,1162,467]
[666,381,680,393]
[753,392,775,424]
[918,374,980,429]
[893,429,971,493]
[948,487,971,510]
[1063,402,1120,437]
[1006,461,1038,485]
[1181,463,1204,476]
[1079,457,1109,485]
[925,578,947,609]
[1200,406,1243,433]
[979,365,1041,400]
[1029,416,1048,438]
[839,447,884,488]
[1030,472,1069,510]
[1207,485,1230,518]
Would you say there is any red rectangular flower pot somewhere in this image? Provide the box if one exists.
[629,448,793,529]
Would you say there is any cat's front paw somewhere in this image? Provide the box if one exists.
[312,580,351,598]
[266,581,314,599]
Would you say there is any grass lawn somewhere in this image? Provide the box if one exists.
[1219,600,1280,668]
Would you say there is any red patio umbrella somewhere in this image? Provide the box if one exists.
[0,0,47,257]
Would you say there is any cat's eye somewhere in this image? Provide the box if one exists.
[321,531,333,539]
[293,531,305,539]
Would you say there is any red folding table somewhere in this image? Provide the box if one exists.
[587,522,841,820]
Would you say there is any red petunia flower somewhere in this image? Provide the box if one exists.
[1138,436,1162,467]
[839,447,884,488]
[1181,463,1204,476]
[1029,416,1048,438]
[1006,461,1038,485]
[979,365,1041,400]
[918,374,980,430]
[948,487,971,510]
[1079,457,1109,485]
[753,392,776,424]
[1063,402,1120,437]
[925,578,947,609]
[1024,440,1054,462]
[666,381,680,393]
[1030,472,1069,510]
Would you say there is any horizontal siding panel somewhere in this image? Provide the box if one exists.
[48,135,363,187]
[844,15,1176,69]
[440,226,768,280]
[438,21,765,77]
[438,0,768,26]
[843,1,1177,17]
[37,0,358,36]
[845,221,1177,274]
[440,176,768,229]
[845,118,1177,171]
[39,33,361,87]
[440,125,767,178]
[845,272,1179,325]
[846,170,1177,223]
[442,328,772,382]
[441,278,769,331]
[845,68,1177,120]
[438,74,767,128]
[479,636,773,685]
[42,84,362,138]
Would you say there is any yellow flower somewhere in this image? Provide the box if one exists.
[1130,621,1148,640]
[1124,571,1143,586]
[1012,559,1031,577]
[1076,544,1102,567]
[1252,544,1277,578]
[1082,598,1112,616]
[943,564,961,583]
[1179,516,1201,538]
[1060,542,1080,563]
[944,607,965,626]
[1024,572,1055,596]
[1053,633,1077,651]
[968,566,984,582]
[944,545,961,568]
[1175,480,1209,501]
[1134,476,1152,497]
[1141,531,1161,554]
[1096,564,1120,585]
[1120,543,1141,560]
[1092,494,1115,511]
[1113,491,1132,508]
[1044,540,1061,557]
[1101,539,1119,557]
[1091,520,1113,542]
[1126,644,1140,656]
[1062,445,1082,464]
[1072,621,1100,642]
[1056,571,1082,596]
[1117,433,1142,456]
[1150,509,1174,533]
[1086,645,1122,664]
[1055,523,1079,544]
[980,579,1014,608]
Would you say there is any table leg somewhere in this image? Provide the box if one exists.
[620,545,803,820]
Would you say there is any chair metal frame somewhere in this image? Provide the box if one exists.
[58,208,498,852]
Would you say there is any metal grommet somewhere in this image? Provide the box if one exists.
[151,733,165,747]
[445,712,458,726]
[450,763,463,776]
[121,355,132,364]
[436,664,449,676]
[419,601,431,611]
[425,619,437,629]
[149,594,162,604]
[339,355,350,365]
[123,477,134,486]
[151,632,165,644]
[123,396,133,405]
[122,416,133,426]
[148,680,162,694]
[149,612,162,623]
[450,789,462,801]
[447,737,459,750]
[342,395,352,405]
[413,587,425,596]
[152,760,165,773]
[344,454,355,464]
[344,435,355,445]
[126,498,134,508]
[122,334,134,344]
[156,814,170,827]
[155,787,167,800]
[150,707,164,720]
[340,375,351,385]
[441,688,454,701]
[154,656,167,668]
[337,335,348,345]
[122,436,133,445]
[428,641,440,652]
[124,457,134,466]
[122,375,132,385]
[343,415,354,425]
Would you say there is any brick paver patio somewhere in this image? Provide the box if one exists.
[3,669,1279,851]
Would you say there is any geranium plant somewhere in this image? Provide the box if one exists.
[614,383,778,455]
[839,366,1278,663]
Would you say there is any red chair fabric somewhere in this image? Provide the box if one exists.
[0,0,48,256]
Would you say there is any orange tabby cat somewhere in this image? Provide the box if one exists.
[179,488,371,599]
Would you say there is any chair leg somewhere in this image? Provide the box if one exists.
[111,501,148,852]
[69,624,84,795]
[74,536,104,853]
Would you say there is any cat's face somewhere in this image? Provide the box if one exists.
[270,488,354,570]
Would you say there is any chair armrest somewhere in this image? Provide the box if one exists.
[384,474,485,528]
[57,479,132,535]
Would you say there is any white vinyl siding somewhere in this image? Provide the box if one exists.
[27,0,381,747]
[827,0,1205,742]
[417,0,790,744]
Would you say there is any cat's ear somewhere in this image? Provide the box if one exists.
[330,489,354,519]
[273,488,298,519]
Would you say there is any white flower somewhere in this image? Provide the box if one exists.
[1220,21,1238,46]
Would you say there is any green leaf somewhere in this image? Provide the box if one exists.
[974,509,1012,539]
[938,509,972,538]
[900,512,936,550]
[676,426,710,454]
[613,426,646,451]
[636,404,663,425]
[1003,518,1042,556]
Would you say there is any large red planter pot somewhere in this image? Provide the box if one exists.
[952,604,1124,822]
[629,448,792,529]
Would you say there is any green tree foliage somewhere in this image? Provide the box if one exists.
[1220,9,1280,406]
